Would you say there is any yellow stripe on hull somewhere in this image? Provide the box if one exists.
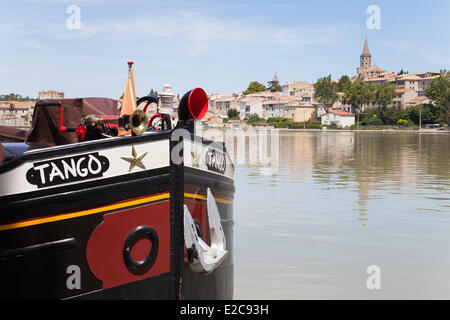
[0,192,232,231]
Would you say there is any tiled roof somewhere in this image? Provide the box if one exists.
[289,81,313,91]
[369,65,385,72]
[396,74,422,80]
[407,97,428,104]
[329,110,355,116]
[41,90,63,93]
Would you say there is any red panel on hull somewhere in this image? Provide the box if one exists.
[86,199,171,289]
[184,198,210,245]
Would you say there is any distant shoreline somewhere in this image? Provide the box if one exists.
[275,128,449,133]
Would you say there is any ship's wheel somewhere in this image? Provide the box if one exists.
[136,95,171,130]
[136,96,158,118]
[149,114,163,130]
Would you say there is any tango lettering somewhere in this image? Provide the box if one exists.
[26,152,109,188]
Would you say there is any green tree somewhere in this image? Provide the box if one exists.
[148,89,158,97]
[425,72,450,125]
[0,93,35,101]
[243,81,267,95]
[360,109,383,126]
[336,75,352,92]
[267,80,282,92]
[373,82,396,108]
[343,78,374,113]
[372,81,396,124]
[314,75,339,114]
[405,104,441,125]
[227,109,239,118]
[378,105,402,125]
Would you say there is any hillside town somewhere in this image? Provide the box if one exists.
[0,90,64,129]
[203,37,445,128]
[0,38,448,130]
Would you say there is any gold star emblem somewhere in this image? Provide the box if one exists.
[121,146,147,172]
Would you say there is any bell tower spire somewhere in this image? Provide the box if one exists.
[272,72,279,83]
[360,36,372,68]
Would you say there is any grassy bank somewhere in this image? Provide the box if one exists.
[245,117,424,131]
[222,114,447,131]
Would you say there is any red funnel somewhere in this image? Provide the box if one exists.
[178,88,208,120]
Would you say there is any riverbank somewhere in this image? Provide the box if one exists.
[227,117,449,133]
[276,128,450,133]
[219,122,449,133]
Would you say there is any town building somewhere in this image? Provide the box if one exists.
[393,88,418,109]
[321,110,355,128]
[293,105,316,123]
[38,90,65,100]
[389,72,439,97]
[208,93,240,115]
[262,97,289,119]
[239,96,263,119]
[282,80,314,97]
[405,96,430,107]
[202,111,224,126]
[0,101,35,128]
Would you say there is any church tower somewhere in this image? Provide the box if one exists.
[272,72,279,83]
[360,37,372,68]
[357,37,372,78]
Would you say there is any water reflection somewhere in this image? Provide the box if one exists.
[268,132,448,225]
[234,131,450,299]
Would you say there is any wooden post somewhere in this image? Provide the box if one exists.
[128,61,137,111]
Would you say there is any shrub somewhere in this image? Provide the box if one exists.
[273,122,288,128]
[266,117,292,124]
[323,122,339,130]
[247,113,264,124]
[227,109,239,118]
[286,122,304,129]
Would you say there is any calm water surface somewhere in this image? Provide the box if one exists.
[232,131,449,299]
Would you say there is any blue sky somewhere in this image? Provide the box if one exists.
[0,0,449,99]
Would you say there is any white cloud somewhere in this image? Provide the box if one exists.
[388,40,450,67]
[49,10,343,56]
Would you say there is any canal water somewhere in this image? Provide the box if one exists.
[232,131,450,299]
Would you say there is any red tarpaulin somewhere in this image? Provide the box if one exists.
[25,98,120,146]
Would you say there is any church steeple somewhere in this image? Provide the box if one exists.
[360,36,372,68]
[362,36,371,57]
[272,72,279,83]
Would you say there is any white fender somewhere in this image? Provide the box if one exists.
[184,188,228,274]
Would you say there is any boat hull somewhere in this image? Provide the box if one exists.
[0,132,234,299]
